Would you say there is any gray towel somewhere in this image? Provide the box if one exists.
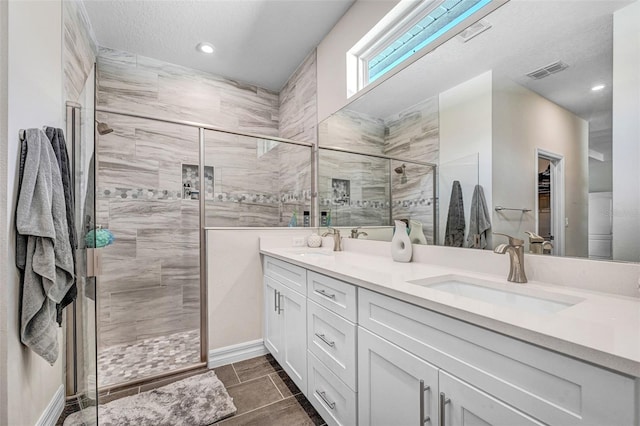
[15,128,75,364]
[444,180,465,247]
[45,127,77,324]
[468,184,491,249]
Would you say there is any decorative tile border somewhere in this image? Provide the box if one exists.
[99,187,430,209]
[320,197,390,209]
[100,187,183,200]
[319,197,434,209]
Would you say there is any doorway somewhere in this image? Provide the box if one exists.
[535,149,565,256]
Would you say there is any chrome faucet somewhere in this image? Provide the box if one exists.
[322,227,342,251]
[350,227,368,239]
[493,233,527,283]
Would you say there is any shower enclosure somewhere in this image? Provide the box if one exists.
[89,108,313,393]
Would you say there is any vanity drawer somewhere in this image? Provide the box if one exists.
[263,256,306,294]
[307,351,357,426]
[307,300,357,391]
[358,288,637,426]
[307,271,356,322]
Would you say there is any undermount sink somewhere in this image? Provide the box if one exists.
[285,248,334,257]
[408,274,582,314]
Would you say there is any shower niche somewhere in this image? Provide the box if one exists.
[182,164,214,200]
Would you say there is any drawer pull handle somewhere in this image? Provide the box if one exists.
[419,380,431,425]
[439,392,450,426]
[316,390,336,410]
[315,289,336,300]
[315,333,336,348]
[277,292,284,314]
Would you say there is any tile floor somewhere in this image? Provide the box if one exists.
[58,354,325,426]
[97,329,200,387]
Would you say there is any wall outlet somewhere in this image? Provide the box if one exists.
[292,237,306,247]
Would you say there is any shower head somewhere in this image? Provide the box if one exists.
[394,164,408,184]
[95,120,113,135]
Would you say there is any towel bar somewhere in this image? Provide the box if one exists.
[494,206,532,213]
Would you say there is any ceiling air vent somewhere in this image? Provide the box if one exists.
[526,61,569,80]
[457,20,492,43]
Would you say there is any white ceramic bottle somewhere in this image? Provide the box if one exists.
[391,220,412,262]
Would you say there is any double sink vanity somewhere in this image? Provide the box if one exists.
[260,241,639,426]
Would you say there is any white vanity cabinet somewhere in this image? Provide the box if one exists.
[358,327,438,426]
[263,259,307,393]
[262,255,639,426]
[358,288,637,426]
[306,271,358,426]
[439,371,543,426]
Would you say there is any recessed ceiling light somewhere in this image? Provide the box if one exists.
[591,84,605,91]
[196,42,215,54]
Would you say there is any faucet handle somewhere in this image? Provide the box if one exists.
[324,227,340,235]
[493,232,525,246]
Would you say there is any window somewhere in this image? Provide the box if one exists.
[347,0,498,97]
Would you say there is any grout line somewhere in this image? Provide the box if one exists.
[230,363,242,383]
[268,373,285,400]
[225,372,276,389]
[219,394,299,423]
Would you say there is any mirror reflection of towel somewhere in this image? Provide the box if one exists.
[444,180,465,247]
[468,184,491,249]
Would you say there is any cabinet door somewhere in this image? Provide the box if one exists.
[280,283,308,393]
[359,327,438,426]
[264,276,283,361]
[439,371,544,426]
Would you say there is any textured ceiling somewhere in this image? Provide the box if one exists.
[345,0,632,149]
[83,0,355,91]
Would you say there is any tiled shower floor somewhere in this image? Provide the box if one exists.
[97,329,201,387]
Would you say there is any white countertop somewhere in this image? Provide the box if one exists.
[260,246,640,377]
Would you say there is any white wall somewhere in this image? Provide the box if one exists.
[4,1,66,425]
[438,71,493,247]
[316,0,399,122]
[207,229,314,351]
[612,1,640,263]
[589,157,613,193]
[492,76,589,258]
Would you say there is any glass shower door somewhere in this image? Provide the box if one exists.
[94,113,202,388]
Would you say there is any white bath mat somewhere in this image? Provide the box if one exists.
[64,371,236,426]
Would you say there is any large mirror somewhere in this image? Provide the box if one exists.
[318,0,640,263]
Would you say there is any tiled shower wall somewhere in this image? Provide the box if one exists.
[94,46,306,349]
[276,50,317,224]
[63,0,97,102]
[97,47,280,135]
[279,50,318,144]
[95,113,201,350]
[203,131,311,227]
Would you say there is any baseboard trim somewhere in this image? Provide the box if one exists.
[208,339,268,369]
[36,385,65,426]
